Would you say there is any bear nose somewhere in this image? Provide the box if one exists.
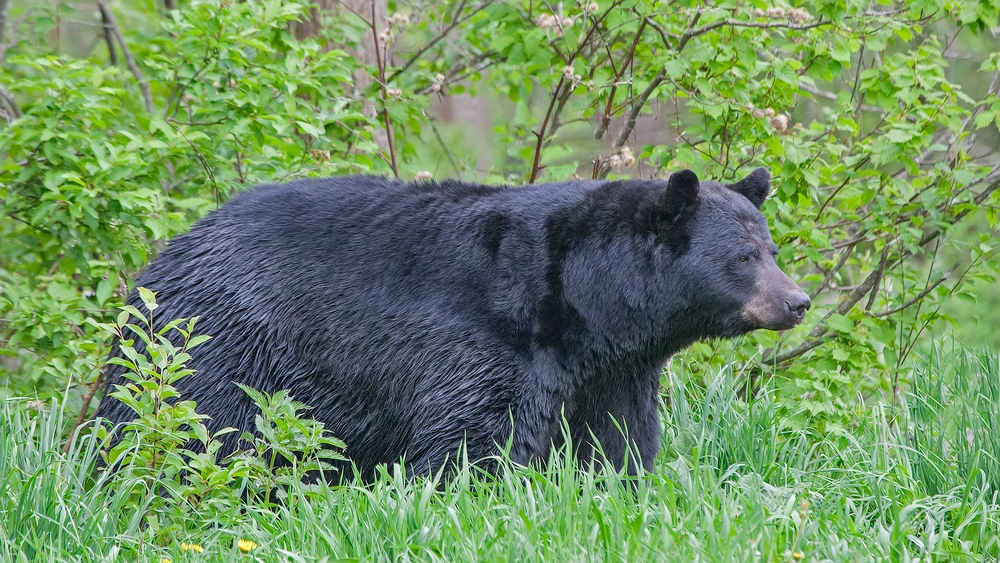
[786,293,811,319]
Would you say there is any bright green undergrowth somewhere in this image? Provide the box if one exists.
[2,345,999,562]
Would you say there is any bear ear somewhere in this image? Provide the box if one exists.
[729,167,771,209]
[657,169,701,225]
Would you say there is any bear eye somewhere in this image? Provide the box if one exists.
[738,254,749,263]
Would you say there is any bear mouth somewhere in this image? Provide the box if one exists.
[740,298,810,332]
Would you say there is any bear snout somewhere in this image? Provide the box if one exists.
[742,275,811,331]
[785,293,811,321]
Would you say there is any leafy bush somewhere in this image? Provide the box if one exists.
[0,0,381,401]
[93,289,347,544]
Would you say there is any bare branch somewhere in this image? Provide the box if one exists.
[613,69,664,148]
[527,0,628,182]
[63,367,105,453]
[386,0,488,83]
[872,265,958,319]
[594,18,646,140]
[610,8,702,147]
[366,1,399,179]
[430,118,463,180]
[528,76,567,183]
[798,82,883,114]
[685,17,831,41]
[97,0,153,113]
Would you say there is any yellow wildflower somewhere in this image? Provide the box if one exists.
[238,539,258,553]
[181,542,205,553]
[792,551,804,560]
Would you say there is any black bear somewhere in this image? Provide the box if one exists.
[96,168,809,477]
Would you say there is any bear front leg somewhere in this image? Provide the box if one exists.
[568,370,662,474]
[509,355,581,467]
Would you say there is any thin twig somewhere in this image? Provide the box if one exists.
[63,369,105,453]
[386,0,487,83]
[429,119,463,180]
[685,17,831,40]
[168,120,219,204]
[527,76,567,183]
[644,17,674,49]
[613,69,664,148]
[873,264,958,318]
[367,2,399,178]
[415,50,496,95]
[595,18,646,140]
[232,133,245,184]
[864,243,891,311]
[809,236,863,299]
[798,82,883,114]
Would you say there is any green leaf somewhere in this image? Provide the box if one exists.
[826,314,854,333]
[97,279,116,306]
[137,287,158,311]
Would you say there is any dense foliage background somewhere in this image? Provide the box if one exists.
[3,0,1000,429]
[2,0,1000,559]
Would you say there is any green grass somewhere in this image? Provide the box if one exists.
[3,348,1000,562]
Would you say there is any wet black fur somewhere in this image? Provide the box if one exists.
[96,170,801,478]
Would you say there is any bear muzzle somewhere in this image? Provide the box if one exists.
[741,273,811,331]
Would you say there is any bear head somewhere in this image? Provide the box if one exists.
[654,166,811,338]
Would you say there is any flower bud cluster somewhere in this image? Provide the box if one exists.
[753,5,810,24]
[387,13,410,26]
[430,73,446,94]
[604,146,635,170]
[536,12,576,34]
[744,102,789,132]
